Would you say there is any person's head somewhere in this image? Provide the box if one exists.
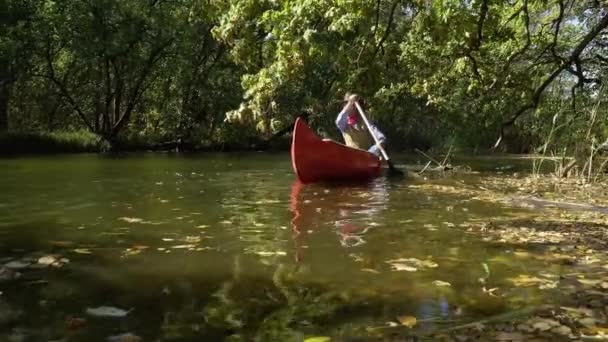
[343,92,365,125]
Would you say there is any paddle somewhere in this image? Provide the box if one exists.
[354,101,404,176]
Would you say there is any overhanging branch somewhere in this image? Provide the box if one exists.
[494,12,608,149]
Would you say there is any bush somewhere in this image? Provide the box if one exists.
[0,130,109,155]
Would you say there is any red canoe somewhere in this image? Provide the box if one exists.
[290,117,382,183]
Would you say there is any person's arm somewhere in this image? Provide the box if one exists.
[335,103,354,133]
[367,124,386,156]
[369,124,385,144]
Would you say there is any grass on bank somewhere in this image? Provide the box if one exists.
[0,130,109,155]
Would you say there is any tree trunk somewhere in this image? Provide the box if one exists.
[0,83,10,132]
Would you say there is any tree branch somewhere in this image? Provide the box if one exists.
[111,38,174,137]
[466,51,482,79]
[44,37,95,133]
[476,0,489,49]
[596,54,608,64]
[371,0,399,59]
[494,12,608,148]
[502,0,530,72]
[550,0,566,60]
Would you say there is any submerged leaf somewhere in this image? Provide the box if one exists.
[398,315,417,328]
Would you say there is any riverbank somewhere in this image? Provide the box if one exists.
[0,131,295,156]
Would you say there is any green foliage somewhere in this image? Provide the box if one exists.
[1,0,606,153]
[0,130,109,155]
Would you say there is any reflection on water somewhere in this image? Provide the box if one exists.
[289,178,390,261]
[0,154,563,340]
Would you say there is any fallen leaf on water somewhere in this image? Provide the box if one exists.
[171,244,196,249]
[560,306,594,317]
[432,280,451,287]
[397,315,417,328]
[579,317,598,327]
[303,337,330,342]
[38,255,67,267]
[578,278,602,286]
[49,240,75,247]
[86,306,132,318]
[361,268,380,274]
[118,217,143,223]
[532,321,552,331]
[73,249,92,255]
[513,251,531,258]
[386,258,438,272]
[390,263,417,272]
[551,325,572,336]
[4,260,30,270]
[507,274,558,289]
[254,251,287,256]
[66,317,87,329]
[106,332,142,342]
[184,236,201,243]
[495,332,525,341]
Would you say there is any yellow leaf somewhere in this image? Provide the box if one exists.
[398,315,417,328]
[73,248,92,254]
[577,278,601,286]
[304,337,331,342]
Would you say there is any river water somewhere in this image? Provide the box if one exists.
[0,153,566,341]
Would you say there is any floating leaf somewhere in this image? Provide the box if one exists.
[171,244,196,249]
[397,315,417,328]
[579,317,598,327]
[106,332,142,342]
[432,280,451,287]
[386,258,438,272]
[303,337,330,342]
[532,321,552,331]
[255,251,287,256]
[4,260,30,270]
[73,249,92,254]
[578,278,602,286]
[551,325,572,335]
[86,306,132,318]
[66,317,87,329]
[390,263,417,272]
[495,332,525,340]
[38,255,67,267]
[361,268,380,274]
[118,217,143,223]
[507,274,557,289]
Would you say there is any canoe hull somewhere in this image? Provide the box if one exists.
[290,117,382,183]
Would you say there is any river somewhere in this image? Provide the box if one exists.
[0,153,589,341]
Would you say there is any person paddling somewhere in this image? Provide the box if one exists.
[335,93,386,157]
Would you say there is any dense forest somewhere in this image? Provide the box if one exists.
[1,0,607,157]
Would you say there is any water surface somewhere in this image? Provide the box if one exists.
[0,153,562,340]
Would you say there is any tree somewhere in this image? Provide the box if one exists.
[0,0,36,131]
